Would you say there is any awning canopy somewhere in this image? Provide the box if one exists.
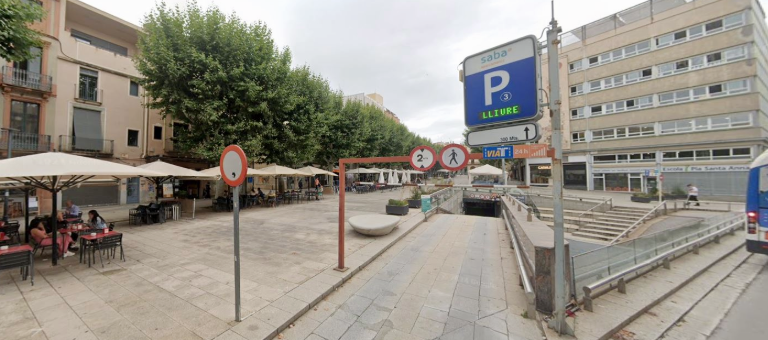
[469,164,503,176]
[0,152,164,185]
[200,166,264,178]
[297,166,337,177]
[256,164,307,176]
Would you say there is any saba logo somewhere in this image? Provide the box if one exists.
[480,48,511,64]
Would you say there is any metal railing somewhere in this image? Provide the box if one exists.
[502,207,536,318]
[576,197,613,225]
[1,66,53,92]
[677,199,739,212]
[423,188,463,221]
[75,83,102,103]
[58,135,114,155]
[609,201,668,244]
[580,214,744,311]
[0,130,52,152]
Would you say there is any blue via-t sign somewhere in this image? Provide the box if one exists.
[463,36,541,129]
[483,146,514,159]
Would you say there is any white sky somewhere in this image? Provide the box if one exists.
[82,0,646,143]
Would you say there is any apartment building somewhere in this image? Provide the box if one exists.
[0,0,206,211]
[342,92,402,123]
[527,0,768,197]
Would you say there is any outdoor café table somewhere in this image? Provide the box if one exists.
[79,231,122,267]
[0,244,33,285]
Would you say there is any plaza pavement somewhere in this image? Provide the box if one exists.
[0,189,429,340]
[270,214,543,340]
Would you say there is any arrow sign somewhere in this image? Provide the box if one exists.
[467,122,540,147]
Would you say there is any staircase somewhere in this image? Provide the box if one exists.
[538,205,654,242]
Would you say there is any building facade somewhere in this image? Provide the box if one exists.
[342,92,401,123]
[1,0,208,212]
[528,0,768,197]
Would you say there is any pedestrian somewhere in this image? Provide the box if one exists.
[686,183,700,207]
[314,177,321,200]
[299,179,303,191]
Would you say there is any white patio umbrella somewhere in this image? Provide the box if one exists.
[297,166,337,177]
[138,160,217,202]
[0,152,165,265]
[469,164,503,176]
[400,171,408,184]
[378,170,386,184]
[392,170,400,184]
[200,166,265,178]
[346,168,376,174]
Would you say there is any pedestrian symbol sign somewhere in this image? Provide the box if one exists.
[439,144,469,172]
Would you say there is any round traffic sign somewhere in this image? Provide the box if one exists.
[220,145,248,187]
[660,174,664,181]
[439,144,469,171]
[409,146,437,171]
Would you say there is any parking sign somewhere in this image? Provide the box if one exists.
[463,36,541,129]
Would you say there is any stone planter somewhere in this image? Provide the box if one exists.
[631,196,652,203]
[407,199,421,209]
[386,205,409,216]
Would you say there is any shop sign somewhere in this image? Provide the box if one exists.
[593,165,750,174]
[537,165,552,170]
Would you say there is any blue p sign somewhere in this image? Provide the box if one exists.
[463,36,541,129]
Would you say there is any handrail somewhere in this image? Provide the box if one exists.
[576,196,612,225]
[609,200,667,244]
[502,209,536,317]
[582,216,744,311]
[423,188,462,221]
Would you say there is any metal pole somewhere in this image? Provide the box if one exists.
[336,161,347,271]
[51,180,59,266]
[3,129,11,222]
[232,184,241,322]
[502,159,507,186]
[547,4,569,334]
[24,188,29,244]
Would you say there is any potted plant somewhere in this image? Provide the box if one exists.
[407,188,422,208]
[670,187,687,200]
[386,199,409,215]
[631,192,652,203]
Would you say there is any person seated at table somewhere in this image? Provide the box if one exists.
[85,210,107,230]
[30,220,75,258]
[65,200,81,218]
[56,212,80,250]
[257,188,266,200]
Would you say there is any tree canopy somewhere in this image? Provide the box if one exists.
[135,1,433,169]
[0,0,45,62]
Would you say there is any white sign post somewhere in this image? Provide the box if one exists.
[220,145,247,322]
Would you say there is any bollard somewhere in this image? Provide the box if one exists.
[618,278,626,294]
[714,234,720,244]
[663,257,671,269]
[693,244,699,255]
[583,287,593,312]
[527,209,532,222]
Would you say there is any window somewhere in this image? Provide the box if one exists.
[153,126,163,140]
[656,12,744,49]
[72,108,103,151]
[570,84,583,96]
[588,95,653,117]
[659,78,750,105]
[590,105,603,115]
[664,147,751,161]
[71,29,128,56]
[659,112,753,134]
[593,153,655,164]
[587,68,652,93]
[569,60,583,73]
[706,51,722,65]
[129,81,139,97]
[571,132,585,143]
[78,68,98,102]
[589,123,655,141]
[571,107,585,119]
[584,40,651,68]
[10,100,40,134]
[127,129,139,147]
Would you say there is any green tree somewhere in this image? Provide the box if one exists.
[0,0,45,61]
[135,1,292,161]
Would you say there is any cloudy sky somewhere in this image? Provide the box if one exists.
[83,0,644,143]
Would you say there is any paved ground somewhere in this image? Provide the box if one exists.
[0,189,423,340]
[708,257,768,340]
[272,214,543,340]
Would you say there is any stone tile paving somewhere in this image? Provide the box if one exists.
[273,214,543,340]
[0,189,421,340]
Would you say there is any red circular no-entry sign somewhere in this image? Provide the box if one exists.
[220,145,248,187]
[438,144,469,172]
[409,145,437,171]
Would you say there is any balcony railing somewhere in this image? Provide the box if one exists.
[58,135,114,155]
[0,130,52,153]
[75,84,103,104]
[1,66,53,92]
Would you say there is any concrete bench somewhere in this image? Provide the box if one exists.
[349,214,400,236]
